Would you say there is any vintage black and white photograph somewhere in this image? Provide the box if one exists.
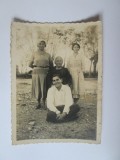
[11,21,102,144]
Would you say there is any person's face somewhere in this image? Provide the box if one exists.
[38,41,46,51]
[73,45,80,53]
[52,76,62,89]
[55,57,63,67]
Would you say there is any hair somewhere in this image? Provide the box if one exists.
[38,40,46,47]
[52,73,62,80]
[72,43,80,50]
[54,56,63,63]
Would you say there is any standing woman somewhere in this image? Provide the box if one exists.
[29,40,53,109]
[67,43,85,103]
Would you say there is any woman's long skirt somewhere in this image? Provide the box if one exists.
[69,68,85,98]
[32,67,49,101]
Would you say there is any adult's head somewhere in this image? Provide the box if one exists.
[37,40,46,51]
[72,43,80,53]
[52,74,63,89]
[54,56,63,68]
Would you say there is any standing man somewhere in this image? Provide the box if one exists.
[46,74,80,123]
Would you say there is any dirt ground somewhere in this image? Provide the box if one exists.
[16,78,97,141]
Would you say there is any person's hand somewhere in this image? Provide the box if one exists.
[56,113,61,120]
[57,112,67,121]
[32,64,37,68]
[62,112,67,117]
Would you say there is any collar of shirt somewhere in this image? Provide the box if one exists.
[53,85,64,92]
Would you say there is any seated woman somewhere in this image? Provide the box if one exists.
[46,56,72,89]
[46,74,80,123]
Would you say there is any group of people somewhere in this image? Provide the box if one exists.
[29,40,84,123]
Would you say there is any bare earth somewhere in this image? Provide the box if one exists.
[16,78,97,141]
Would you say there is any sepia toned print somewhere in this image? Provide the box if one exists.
[11,21,102,144]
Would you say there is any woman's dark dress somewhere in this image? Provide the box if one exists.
[46,66,72,89]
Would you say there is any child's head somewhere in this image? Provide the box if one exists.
[54,56,63,67]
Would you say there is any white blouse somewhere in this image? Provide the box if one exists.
[47,85,73,114]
